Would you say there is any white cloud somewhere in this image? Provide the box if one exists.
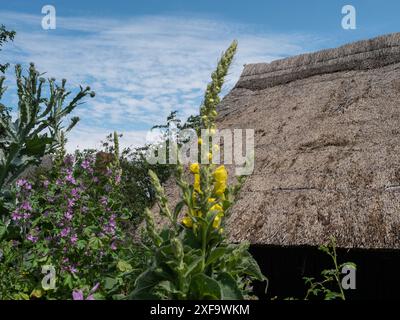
[0,12,318,151]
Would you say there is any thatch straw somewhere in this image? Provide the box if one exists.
[236,33,400,91]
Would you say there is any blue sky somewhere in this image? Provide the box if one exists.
[1,0,400,150]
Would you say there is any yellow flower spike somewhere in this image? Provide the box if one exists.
[198,138,203,145]
[193,174,201,193]
[190,163,200,174]
[182,216,193,228]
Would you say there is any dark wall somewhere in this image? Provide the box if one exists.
[249,245,400,300]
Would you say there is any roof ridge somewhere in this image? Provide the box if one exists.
[236,32,400,90]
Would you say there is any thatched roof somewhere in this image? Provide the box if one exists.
[218,32,400,249]
[148,33,400,249]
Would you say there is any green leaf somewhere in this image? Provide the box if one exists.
[88,236,102,250]
[205,247,228,267]
[117,260,133,272]
[104,277,118,290]
[241,251,266,281]
[24,135,53,156]
[183,254,203,278]
[129,269,164,300]
[189,273,221,300]
[217,272,243,300]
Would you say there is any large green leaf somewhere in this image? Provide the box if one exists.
[241,251,267,281]
[217,272,243,300]
[24,135,52,156]
[189,273,221,300]
[129,269,164,300]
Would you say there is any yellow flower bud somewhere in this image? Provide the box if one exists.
[208,198,216,203]
[210,203,223,213]
[190,163,200,174]
[182,216,193,228]
[194,173,201,193]
[208,152,213,162]
[212,212,224,229]
[212,144,219,152]
[211,110,217,117]
[214,181,226,196]
[213,165,227,183]
[198,138,203,145]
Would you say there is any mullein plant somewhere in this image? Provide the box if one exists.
[130,41,266,300]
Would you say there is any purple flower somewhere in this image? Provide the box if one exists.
[71,188,80,199]
[66,174,76,185]
[72,290,84,300]
[60,227,70,237]
[100,196,108,206]
[81,159,91,170]
[11,211,22,221]
[43,180,50,188]
[72,283,99,300]
[70,234,78,244]
[69,265,78,274]
[27,234,38,243]
[110,241,117,251]
[16,179,28,187]
[67,198,75,208]
[21,201,32,211]
[64,211,73,220]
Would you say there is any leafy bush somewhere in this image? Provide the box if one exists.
[0,135,143,299]
[0,63,94,215]
[130,41,267,300]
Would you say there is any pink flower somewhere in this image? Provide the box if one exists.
[27,234,38,243]
[72,283,99,300]
[72,290,84,300]
[21,201,32,211]
[66,174,76,185]
[11,211,22,221]
[60,227,70,237]
[70,234,78,244]
[64,210,73,220]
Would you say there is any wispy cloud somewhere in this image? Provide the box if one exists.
[0,11,318,151]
